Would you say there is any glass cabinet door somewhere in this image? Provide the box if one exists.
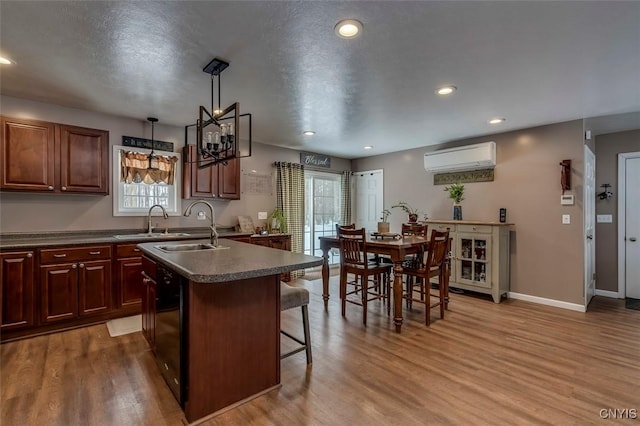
[456,233,491,288]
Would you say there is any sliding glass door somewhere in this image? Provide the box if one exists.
[304,171,342,263]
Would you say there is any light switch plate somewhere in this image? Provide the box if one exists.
[258,211,268,220]
[562,214,571,224]
[560,194,574,205]
[597,214,613,223]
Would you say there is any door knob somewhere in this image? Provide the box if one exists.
[587,235,593,240]
[630,237,637,242]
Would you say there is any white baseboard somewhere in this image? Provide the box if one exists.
[508,292,586,312]
[595,289,621,299]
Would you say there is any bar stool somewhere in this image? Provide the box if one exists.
[280,282,312,364]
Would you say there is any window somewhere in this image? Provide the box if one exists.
[112,145,182,216]
[304,171,342,263]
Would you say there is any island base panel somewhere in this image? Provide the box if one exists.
[185,275,281,423]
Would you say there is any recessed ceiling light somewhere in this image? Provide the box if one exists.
[436,85,457,96]
[0,56,14,65]
[364,146,373,150]
[489,117,506,124]
[303,131,315,136]
[335,19,363,39]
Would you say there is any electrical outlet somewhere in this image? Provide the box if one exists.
[258,211,268,220]
[197,211,206,220]
[562,214,571,224]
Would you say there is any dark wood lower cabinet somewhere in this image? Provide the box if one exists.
[0,251,35,330]
[78,260,111,317]
[141,256,157,348]
[40,263,79,323]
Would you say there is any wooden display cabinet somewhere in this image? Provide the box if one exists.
[425,221,512,303]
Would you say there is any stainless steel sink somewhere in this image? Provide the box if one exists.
[154,243,230,252]
[114,232,191,240]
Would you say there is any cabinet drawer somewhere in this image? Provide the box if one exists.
[116,243,143,258]
[457,224,492,234]
[40,245,112,264]
[430,223,455,232]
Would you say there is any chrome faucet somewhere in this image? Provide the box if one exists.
[147,204,169,234]
[183,200,218,247]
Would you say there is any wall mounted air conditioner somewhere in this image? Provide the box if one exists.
[424,141,496,173]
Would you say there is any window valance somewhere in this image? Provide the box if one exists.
[120,150,179,185]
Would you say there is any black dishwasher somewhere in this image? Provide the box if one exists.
[155,264,186,406]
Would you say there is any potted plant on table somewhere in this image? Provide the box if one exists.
[391,201,420,223]
[444,182,465,220]
[378,209,391,233]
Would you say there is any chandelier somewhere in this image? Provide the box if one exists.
[191,57,252,169]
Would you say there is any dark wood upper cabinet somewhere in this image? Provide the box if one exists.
[0,117,56,191]
[183,144,240,200]
[58,124,109,194]
[0,116,109,195]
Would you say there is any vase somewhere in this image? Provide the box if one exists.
[452,203,462,220]
[377,222,390,233]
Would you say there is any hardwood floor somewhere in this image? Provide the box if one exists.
[2,277,639,425]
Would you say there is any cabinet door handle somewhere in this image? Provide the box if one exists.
[72,264,77,269]
[630,237,637,242]
[79,263,85,268]
[134,248,141,252]
[89,251,101,255]
[61,186,67,191]
[53,254,67,258]
[26,253,33,258]
[48,185,54,191]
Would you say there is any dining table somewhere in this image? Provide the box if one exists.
[318,234,430,333]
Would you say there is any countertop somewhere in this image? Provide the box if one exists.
[137,239,323,283]
[0,227,253,249]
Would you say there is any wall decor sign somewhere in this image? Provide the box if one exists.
[122,136,173,152]
[434,168,494,185]
[300,152,331,168]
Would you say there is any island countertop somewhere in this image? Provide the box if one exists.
[137,238,323,283]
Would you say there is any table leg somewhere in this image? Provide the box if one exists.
[320,244,330,312]
[393,262,404,333]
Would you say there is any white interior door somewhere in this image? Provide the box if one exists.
[625,157,640,299]
[353,170,383,232]
[584,146,596,308]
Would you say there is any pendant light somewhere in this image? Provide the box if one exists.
[147,117,159,170]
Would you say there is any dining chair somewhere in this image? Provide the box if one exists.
[402,228,450,326]
[337,227,393,325]
[401,223,428,305]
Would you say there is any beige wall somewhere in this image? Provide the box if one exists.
[0,96,351,233]
[594,129,640,292]
[353,120,586,305]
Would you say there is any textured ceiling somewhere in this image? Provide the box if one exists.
[1,1,639,159]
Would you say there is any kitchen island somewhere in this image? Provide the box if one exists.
[136,238,322,424]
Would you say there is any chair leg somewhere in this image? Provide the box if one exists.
[301,305,312,365]
[362,274,368,326]
[439,282,445,320]
[425,282,431,326]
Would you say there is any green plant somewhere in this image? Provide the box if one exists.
[444,182,465,203]
[391,201,419,215]
[380,209,391,222]
[266,208,288,233]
